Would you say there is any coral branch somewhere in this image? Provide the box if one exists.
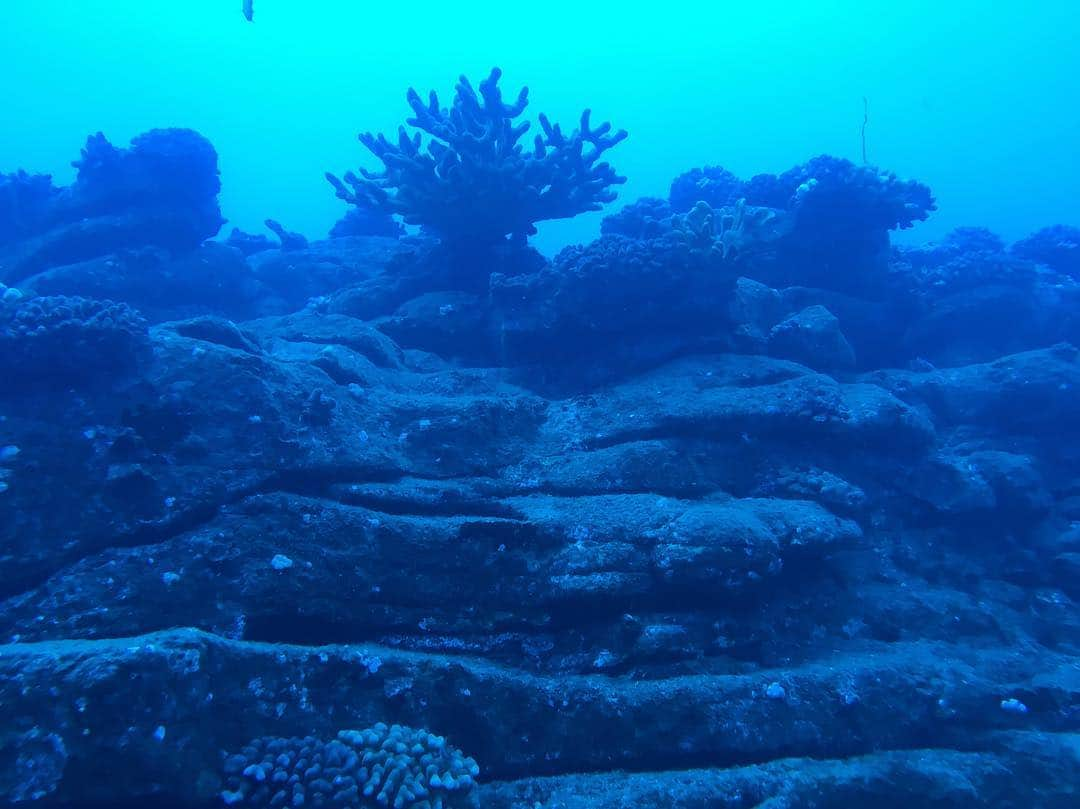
[328,68,627,249]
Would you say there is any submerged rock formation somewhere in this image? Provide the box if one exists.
[1,94,1078,807]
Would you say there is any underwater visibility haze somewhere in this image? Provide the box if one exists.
[3,1,1079,251]
[1,1,1080,806]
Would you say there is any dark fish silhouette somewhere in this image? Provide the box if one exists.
[242,0,253,21]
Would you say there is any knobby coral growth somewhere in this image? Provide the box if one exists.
[671,199,779,261]
[1,128,225,285]
[668,165,744,214]
[221,724,479,809]
[0,295,148,388]
[328,68,628,251]
[600,196,673,239]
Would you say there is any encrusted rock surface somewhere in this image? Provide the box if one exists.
[1,136,1079,807]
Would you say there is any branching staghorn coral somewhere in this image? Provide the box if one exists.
[328,68,628,250]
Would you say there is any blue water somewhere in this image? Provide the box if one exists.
[2,0,1077,254]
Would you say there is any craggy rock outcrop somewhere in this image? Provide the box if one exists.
[1,119,1079,807]
[768,304,856,373]
[1,305,1077,805]
[2,630,1077,805]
